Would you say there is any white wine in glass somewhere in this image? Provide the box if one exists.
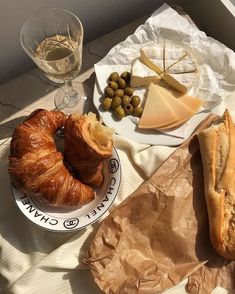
[20,8,90,114]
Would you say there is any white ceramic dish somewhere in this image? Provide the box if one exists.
[11,148,121,232]
[93,81,215,146]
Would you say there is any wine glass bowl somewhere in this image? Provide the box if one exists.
[20,8,89,114]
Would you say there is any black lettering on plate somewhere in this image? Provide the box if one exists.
[63,218,79,229]
[110,177,117,186]
[103,195,109,202]
[26,205,36,213]
[109,159,119,173]
[49,219,58,226]
[34,211,42,218]
[106,187,114,195]
[22,199,31,205]
[97,202,105,211]
[41,215,49,223]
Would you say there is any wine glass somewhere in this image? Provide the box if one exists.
[20,8,90,114]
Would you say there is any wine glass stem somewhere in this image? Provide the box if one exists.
[64,81,79,107]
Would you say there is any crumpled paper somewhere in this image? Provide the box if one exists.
[94,4,235,142]
[85,113,235,294]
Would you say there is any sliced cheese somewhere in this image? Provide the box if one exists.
[130,59,161,88]
[178,94,203,112]
[156,87,203,130]
[152,84,194,122]
[140,43,165,75]
[157,118,189,130]
[139,83,202,130]
[138,83,178,129]
[161,85,203,111]
[163,73,188,94]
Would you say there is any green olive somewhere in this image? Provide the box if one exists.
[117,77,126,89]
[130,95,141,107]
[102,97,112,110]
[133,106,143,117]
[124,104,134,115]
[121,71,131,82]
[122,95,131,106]
[108,81,119,90]
[109,72,119,82]
[124,87,134,96]
[115,105,125,119]
[115,89,124,98]
[111,96,122,109]
[105,87,115,98]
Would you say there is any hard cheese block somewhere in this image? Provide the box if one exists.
[140,42,198,93]
[130,59,161,88]
[138,83,203,130]
[138,83,178,129]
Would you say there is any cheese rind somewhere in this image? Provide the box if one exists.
[163,71,198,94]
[162,73,187,94]
[164,43,188,70]
[166,52,198,74]
[130,59,161,88]
[140,42,198,93]
[140,43,165,75]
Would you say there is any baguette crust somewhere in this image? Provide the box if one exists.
[198,110,235,259]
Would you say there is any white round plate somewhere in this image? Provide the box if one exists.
[93,81,212,146]
[11,148,121,232]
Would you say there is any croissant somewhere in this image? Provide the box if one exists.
[8,109,94,206]
[64,112,114,186]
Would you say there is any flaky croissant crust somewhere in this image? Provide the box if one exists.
[9,109,94,206]
[64,113,113,186]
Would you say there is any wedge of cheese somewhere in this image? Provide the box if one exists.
[130,59,161,88]
[138,83,178,129]
[159,91,203,130]
[140,42,198,94]
[178,94,203,112]
[138,83,203,130]
[140,43,165,75]
[166,52,198,73]
[162,71,197,94]
[164,43,188,70]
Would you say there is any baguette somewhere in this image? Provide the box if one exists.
[198,109,235,260]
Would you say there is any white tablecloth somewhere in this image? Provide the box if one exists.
[1,4,235,293]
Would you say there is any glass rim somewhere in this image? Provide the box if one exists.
[20,7,84,62]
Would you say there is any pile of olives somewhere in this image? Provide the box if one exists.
[101,71,143,120]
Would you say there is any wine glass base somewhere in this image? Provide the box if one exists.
[54,82,92,115]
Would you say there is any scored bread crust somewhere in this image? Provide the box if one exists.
[198,109,235,260]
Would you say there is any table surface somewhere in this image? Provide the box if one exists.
[0,5,230,294]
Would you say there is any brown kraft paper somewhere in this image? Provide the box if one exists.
[85,113,235,294]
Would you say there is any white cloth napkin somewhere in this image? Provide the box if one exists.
[1,4,235,294]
